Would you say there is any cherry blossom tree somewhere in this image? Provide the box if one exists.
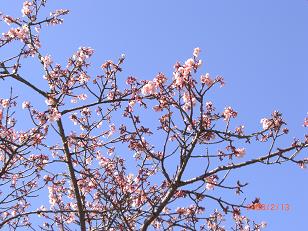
[0,1,307,230]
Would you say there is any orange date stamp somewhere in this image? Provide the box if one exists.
[247,203,290,211]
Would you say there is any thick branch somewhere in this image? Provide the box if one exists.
[56,119,86,231]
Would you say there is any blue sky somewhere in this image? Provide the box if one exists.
[1,0,308,229]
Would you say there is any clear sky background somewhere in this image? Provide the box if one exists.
[1,0,308,230]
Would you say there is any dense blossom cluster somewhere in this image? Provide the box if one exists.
[21,1,33,16]
[141,80,156,95]
[0,1,307,231]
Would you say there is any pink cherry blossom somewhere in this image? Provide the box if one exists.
[126,76,137,85]
[40,55,53,68]
[193,47,201,57]
[185,58,195,67]
[11,174,18,187]
[1,99,10,108]
[304,115,308,127]
[153,72,167,85]
[182,91,196,111]
[47,108,61,122]
[223,106,238,121]
[206,175,218,190]
[235,125,245,136]
[78,72,90,84]
[70,97,78,103]
[45,97,57,106]
[141,81,156,95]
[260,118,272,130]
[22,101,30,109]
[4,26,29,41]
[173,71,184,88]
[11,210,17,217]
[73,47,94,63]
[48,9,70,25]
[235,148,246,158]
[200,73,213,86]
[2,16,14,25]
[21,1,33,16]
[77,94,88,101]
